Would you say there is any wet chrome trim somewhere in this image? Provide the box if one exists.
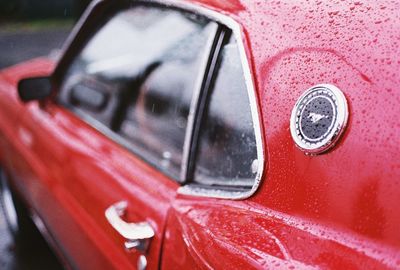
[55,0,105,67]
[55,0,265,200]
[180,22,219,183]
[178,185,253,200]
[290,84,348,155]
[0,170,19,234]
[162,0,265,199]
[105,201,154,252]
[137,255,147,270]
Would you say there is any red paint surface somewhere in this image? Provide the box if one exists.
[0,0,399,269]
[0,59,178,269]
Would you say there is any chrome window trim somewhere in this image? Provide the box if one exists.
[180,27,227,185]
[60,104,183,181]
[55,0,105,64]
[162,0,265,200]
[55,0,265,200]
[180,22,220,183]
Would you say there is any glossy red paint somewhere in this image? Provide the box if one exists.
[0,0,399,269]
[17,101,178,269]
[163,0,400,269]
[0,59,178,269]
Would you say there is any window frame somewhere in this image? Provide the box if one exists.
[51,0,265,200]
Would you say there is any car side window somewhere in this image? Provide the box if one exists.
[193,35,259,188]
[58,5,218,179]
[118,17,217,179]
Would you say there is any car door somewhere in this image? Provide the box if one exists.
[14,2,219,269]
[0,60,54,198]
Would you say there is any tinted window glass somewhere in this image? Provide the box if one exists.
[119,20,216,178]
[58,6,217,179]
[194,36,258,187]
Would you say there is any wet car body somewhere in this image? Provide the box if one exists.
[0,0,399,269]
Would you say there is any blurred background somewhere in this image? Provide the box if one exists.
[0,0,90,68]
[0,0,88,21]
[0,1,89,268]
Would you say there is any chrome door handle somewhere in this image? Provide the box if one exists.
[105,201,154,252]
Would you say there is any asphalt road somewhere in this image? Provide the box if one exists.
[0,28,70,69]
[0,26,71,270]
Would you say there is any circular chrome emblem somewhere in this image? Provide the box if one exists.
[290,84,348,154]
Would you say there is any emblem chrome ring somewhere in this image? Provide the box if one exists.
[290,84,349,155]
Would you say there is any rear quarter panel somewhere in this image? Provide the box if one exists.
[162,0,400,269]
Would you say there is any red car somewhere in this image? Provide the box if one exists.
[0,0,399,269]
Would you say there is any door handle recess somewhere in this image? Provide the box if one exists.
[105,201,154,252]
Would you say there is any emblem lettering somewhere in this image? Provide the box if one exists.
[308,112,328,123]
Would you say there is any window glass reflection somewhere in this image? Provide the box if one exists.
[194,36,258,187]
[59,6,217,179]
